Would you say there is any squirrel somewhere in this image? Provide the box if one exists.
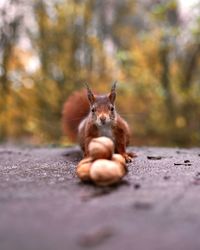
[62,83,136,162]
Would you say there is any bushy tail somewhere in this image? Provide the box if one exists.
[62,89,90,142]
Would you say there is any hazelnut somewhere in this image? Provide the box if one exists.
[76,157,93,181]
[88,137,114,160]
[112,154,126,166]
[90,159,126,186]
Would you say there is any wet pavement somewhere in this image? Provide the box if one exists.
[0,145,200,250]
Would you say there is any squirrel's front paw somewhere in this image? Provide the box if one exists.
[122,152,137,163]
[122,153,132,163]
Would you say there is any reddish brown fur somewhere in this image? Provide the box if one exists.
[79,121,99,157]
[62,87,136,162]
[62,90,90,141]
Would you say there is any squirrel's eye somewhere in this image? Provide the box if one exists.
[91,107,95,113]
[110,106,114,112]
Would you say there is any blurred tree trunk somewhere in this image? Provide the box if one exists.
[0,0,22,141]
[36,1,49,76]
[83,0,94,74]
[179,42,200,142]
[181,43,200,90]
[159,36,174,119]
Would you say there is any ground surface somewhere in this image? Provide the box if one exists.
[0,145,200,250]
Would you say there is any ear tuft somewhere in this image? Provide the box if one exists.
[109,81,117,104]
[85,83,95,105]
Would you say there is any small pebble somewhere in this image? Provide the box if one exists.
[133,183,141,189]
[147,156,162,160]
[133,201,153,210]
[78,227,114,247]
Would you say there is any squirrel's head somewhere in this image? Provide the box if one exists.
[85,82,117,126]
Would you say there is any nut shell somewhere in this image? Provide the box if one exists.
[112,154,126,166]
[76,157,93,181]
[90,159,126,186]
[88,137,114,160]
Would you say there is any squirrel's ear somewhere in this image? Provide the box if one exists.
[85,83,95,105]
[109,81,117,104]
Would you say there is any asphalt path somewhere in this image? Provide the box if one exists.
[0,145,200,250]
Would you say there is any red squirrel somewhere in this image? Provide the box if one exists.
[62,83,135,162]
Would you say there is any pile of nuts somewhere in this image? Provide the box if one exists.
[76,137,127,186]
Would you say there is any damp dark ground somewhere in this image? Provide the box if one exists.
[1,145,200,250]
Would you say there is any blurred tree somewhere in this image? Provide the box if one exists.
[0,0,200,146]
[0,0,24,141]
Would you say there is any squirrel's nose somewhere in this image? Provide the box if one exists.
[100,116,106,124]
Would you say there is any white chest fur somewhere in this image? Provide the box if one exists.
[97,124,113,140]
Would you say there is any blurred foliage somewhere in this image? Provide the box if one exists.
[0,0,200,146]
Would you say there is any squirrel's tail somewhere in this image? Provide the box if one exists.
[62,89,90,142]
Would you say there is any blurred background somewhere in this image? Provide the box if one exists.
[0,0,200,147]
